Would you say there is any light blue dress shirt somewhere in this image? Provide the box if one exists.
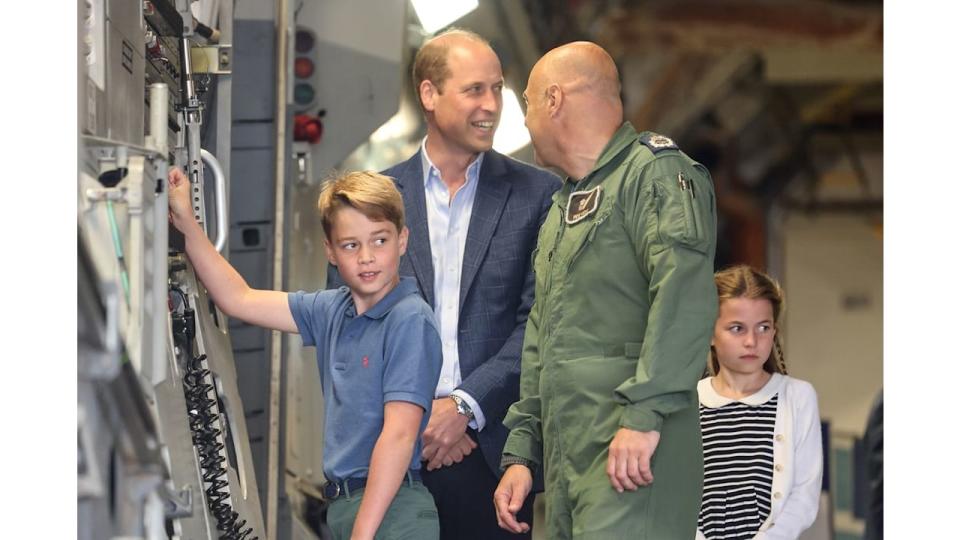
[420,138,486,430]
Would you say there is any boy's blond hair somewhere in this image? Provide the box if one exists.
[317,171,405,240]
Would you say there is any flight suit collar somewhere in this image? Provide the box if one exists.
[554,121,639,204]
[589,121,639,177]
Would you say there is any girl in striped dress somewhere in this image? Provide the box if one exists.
[696,266,823,540]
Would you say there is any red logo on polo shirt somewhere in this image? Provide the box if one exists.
[362,355,369,368]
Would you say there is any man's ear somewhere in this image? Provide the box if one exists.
[546,84,563,117]
[323,238,337,266]
[419,80,438,112]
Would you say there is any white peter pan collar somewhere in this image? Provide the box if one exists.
[698,372,785,408]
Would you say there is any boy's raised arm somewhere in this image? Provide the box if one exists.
[168,168,297,334]
[350,401,423,539]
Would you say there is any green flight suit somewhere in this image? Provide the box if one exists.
[502,122,718,539]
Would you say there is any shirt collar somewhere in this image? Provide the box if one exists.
[419,136,484,187]
[698,372,786,408]
[359,276,420,320]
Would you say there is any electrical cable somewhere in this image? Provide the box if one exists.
[170,295,257,540]
[182,353,257,539]
[181,351,257,540]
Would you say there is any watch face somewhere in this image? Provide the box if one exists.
[452,396,472,418]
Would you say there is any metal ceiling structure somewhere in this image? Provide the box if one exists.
[517,0,883,268]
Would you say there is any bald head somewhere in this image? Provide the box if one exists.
[523,42,624,178]
[532,42,621,105]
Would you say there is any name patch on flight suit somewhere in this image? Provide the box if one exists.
[565,186,602,224]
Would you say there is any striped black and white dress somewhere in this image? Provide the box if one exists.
[697,382,778,540]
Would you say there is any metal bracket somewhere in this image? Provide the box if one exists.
[175,0,195,37]
[189,45,232,74]
[85,186,126,202]
[293,142,314,186]
[160,483,194,518]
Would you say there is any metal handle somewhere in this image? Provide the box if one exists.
[200,149,229,253]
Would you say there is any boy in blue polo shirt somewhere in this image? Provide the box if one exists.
[168,168,442,539]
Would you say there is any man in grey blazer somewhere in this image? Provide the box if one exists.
[328,29,559,539]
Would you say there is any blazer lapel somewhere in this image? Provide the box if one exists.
[460,151,511,308]
[395,153,436,308]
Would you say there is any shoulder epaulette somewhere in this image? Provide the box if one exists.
[638,132,679,154]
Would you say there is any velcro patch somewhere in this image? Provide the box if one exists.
[639,132,678,153]
[566,186,602,224]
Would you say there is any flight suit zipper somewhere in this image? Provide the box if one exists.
[542,205,566,344]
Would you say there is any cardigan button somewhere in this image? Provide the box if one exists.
[774,491,782,499]
[775,434,784,442]
[775,464,784,472]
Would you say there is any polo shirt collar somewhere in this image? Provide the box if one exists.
[360,276,420,320]
[699,372,786,408]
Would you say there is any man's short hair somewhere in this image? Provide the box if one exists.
[412,28,491,110]
[317,171,405,240]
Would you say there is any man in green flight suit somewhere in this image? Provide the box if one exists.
[493,42,718,539]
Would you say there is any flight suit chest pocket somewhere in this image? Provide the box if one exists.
[564,205,613,268]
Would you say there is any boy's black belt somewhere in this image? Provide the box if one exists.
[323,470,421,500]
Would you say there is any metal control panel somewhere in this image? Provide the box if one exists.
[78,0,263,538]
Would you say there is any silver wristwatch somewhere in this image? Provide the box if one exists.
[449,394,475,420]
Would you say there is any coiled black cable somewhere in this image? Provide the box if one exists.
[182,353,257,540]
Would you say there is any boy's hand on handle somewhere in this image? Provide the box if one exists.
[493,464,532,534]
[165,165,298,334]
[168,167,196,232]
[607,428,660,492]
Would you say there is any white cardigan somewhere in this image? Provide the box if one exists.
[696,374,823,540]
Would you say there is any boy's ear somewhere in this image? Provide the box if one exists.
[323,238,337,266]
[398,226,409,257]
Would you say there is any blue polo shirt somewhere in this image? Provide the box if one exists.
[288,277,442,482]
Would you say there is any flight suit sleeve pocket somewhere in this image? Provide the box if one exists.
[651,175,710,254]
